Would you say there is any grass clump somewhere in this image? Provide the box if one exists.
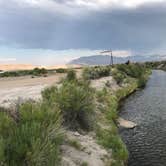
[96,128,128,162]
[68,139,82,150]
[0,100,62,166]
[95,88,129,166]
[111,69,126,85]
[81,161,88,166]
[66,69,77,81]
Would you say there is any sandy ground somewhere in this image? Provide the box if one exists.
[0,74,65,107]
[0,71,117,108]
[61,131,111,166]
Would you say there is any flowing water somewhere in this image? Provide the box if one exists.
[119,70,166,166]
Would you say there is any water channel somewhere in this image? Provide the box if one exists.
[119,70,166,166]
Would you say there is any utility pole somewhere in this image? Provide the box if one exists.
[100,49,113,66]
[110,50,113,66]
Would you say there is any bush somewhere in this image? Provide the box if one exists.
[55,68,67,73]
[112,69,126,85]
[66,69,76,81]
[42,80,95,131]
[32,67,47,76]
[82,66,111,80]
[0,68,48,77]
[116,63,145,78]
[96,89,118,122]
[0,101,62,166]
[137,75,147,88]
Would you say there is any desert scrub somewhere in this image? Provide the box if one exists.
[116,63,146,78]
[65,69,77,81]
[0,67,48,77]
[111,69,126,85]
[112,63,151,87]
[95,89,128,166]
[82,66,111,80]
[42,78,95,131]
[0,101,62,166]
[55,68,68,73]
[115,81,138,100]
[145,60,166,71]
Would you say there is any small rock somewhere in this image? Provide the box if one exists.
[73,132,81,137]
[118,117,137,129]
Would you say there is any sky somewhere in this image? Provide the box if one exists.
[0,0,166,65]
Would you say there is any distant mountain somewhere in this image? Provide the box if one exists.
[69,55,166,66]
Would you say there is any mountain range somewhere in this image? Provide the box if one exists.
[69,54,166,66]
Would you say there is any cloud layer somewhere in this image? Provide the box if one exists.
[0,0,166,57]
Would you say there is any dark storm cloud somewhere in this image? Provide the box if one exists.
[0,1,166,53]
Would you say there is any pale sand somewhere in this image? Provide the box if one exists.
[0,73,65,107]
[0,64,81,71]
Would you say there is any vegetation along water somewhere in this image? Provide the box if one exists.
[0,63,152,166]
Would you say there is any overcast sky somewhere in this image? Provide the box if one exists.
[0,0,166,65]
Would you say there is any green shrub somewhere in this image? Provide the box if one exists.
[96,88,128,165]
[137,75,146,88]
[0,68,48,77]
[55,68,67,73]
[0,101,62,166]
[112,69,126,84]
[81,161,88,166]
[68,139,82,150]
[32,67,47,76]
[42,80,95,131]
[96,89,118,122]
[66,69,77,81]
[82,66,111,80]
[0,112,15,136]
[96,128,128,161]
[116,63,145,78]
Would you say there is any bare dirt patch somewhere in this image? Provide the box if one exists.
[0,74,65,107]
[61,131,111,166]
